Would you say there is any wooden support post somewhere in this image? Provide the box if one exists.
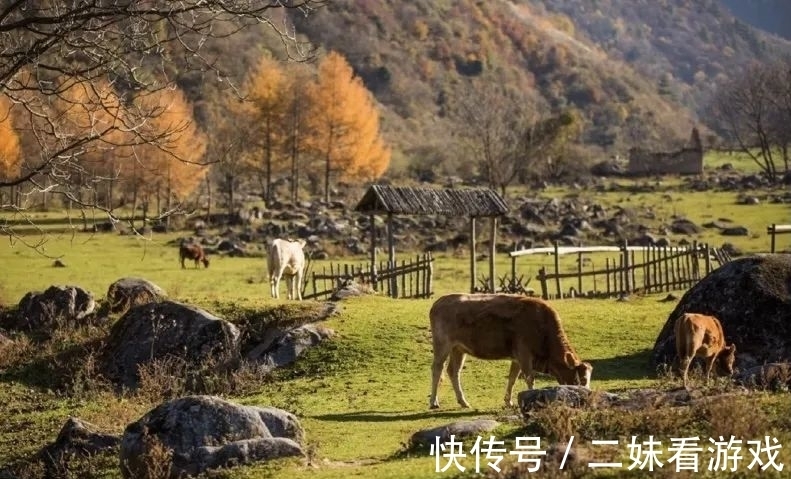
[370,214,377,291]
[387,212,397,298]
[427,253,434,298]
[489,217,497,294]
[770,223,776,253]
[538,267,548,300]
[554,241,561,299]
[605,258,611,295]
[470,217,477,293]
[577,252,583,296]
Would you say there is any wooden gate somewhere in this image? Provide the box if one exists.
[302,253,434,300]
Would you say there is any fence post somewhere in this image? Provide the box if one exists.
[553,241,561,299]
[427,253,434,297]
[622,240,631,293]
[770,224,776,253]
[538,267,548,300]
[577,251,583,295]
[704,243,711,275]
[511,243,517,292]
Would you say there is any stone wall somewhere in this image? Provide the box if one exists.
[627,147,703,176]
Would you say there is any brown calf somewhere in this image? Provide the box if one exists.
[179,243,210,269]
[674,312,736,388]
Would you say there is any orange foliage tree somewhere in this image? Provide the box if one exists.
[243,55,288,202]
[124,88,208,224]
[0,95,20,183]
[305,51,390,202]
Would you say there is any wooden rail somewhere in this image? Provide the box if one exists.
[767,224,791,253]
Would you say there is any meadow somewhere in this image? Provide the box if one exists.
[0,169,790,478]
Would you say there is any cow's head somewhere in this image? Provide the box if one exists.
[554,353,593,388]
[202,257,210,268]
[716,344,737,375]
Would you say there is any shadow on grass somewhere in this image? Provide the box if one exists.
[312,409,486,423]
[588,348,655,382]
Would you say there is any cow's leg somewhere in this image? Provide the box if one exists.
[180,255,186,269]
[429,342,452,409]
[704,355,716,384]
[504,361,522,407]
[447,348,470,408]
[295,269,303,301]
[680,356,692,389]
[271,270,283,299]
[514,347,535,391]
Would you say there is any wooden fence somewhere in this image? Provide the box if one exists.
[302,253,434,300]
[767,224,791,253]
[509,241,731,300]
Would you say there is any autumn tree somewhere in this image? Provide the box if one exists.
[243,55,288,203]
[305,51,391,202]
[124,88,208,226]
[284,63,313,203]
[0,0,326,244]
[0,95,20,206]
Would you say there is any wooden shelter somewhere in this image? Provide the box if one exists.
[354,185,509,294]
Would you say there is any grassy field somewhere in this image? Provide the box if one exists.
[0,176,790,478]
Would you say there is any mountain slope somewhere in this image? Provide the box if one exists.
[289,0,791,176]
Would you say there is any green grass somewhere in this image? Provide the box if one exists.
[0,183,790,478]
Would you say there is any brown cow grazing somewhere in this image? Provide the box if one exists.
[429,293,593,409]
[674,312,736,388]
[179,242,209,269]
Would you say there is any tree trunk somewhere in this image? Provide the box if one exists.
[265,115,272,204]
[205,173,212,224]
[226,173,234,221]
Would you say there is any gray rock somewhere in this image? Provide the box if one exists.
[518,386,598,413]
[735,363,791,392]
[330,279,373,301]
[105,278,167,315]
[102,301,240,389]
[651,255,791,372]
[14,285,96,331]
[36,417,120,476]
[670,219,702,235]
[721,226,749,236]
[120,396,303,478]
[247,323,334,372]
[411,419,500,447]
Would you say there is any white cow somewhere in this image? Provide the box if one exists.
[267,238,307,300]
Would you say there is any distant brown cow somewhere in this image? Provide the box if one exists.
[179,242,209,269]
[674,312,736,388]
[429,293,593,409]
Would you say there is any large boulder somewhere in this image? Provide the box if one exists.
[651,255,791,372]
[105,278,167,315]
[11,285,95,331]
[410,420,500,448]
[119,396,303,478]
[102,301,241,389]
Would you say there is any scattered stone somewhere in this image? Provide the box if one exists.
[669,219,702,235]
[411,420,500,447]
[120,396,304,478]
[518,386,601,414]
[721,226,749,236]
[330,279,375,301]
[104,277,167,315]
[659,293,678,302]
[13,285,96,331]
[246,323,335,372]
[52,259,66,268]
[102,301,241,389]
[36,417,120,476]
[735,363,791,392]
